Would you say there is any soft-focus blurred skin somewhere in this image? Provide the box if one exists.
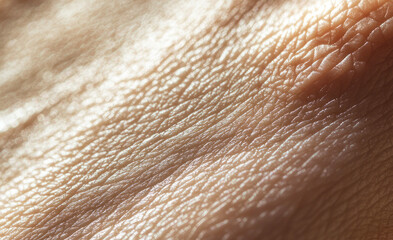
[1,0,393,239]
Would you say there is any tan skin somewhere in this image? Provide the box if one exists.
[1,0,393,239]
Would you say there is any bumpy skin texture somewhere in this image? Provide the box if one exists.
[1,0,393,239]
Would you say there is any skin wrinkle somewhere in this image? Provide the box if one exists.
[0,0,393,239]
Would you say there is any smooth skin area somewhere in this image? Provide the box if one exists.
[1,0,393,239]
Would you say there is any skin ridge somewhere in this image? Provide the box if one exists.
[289,0,393,98]
[184,0,393,104]
[237,0,393,97]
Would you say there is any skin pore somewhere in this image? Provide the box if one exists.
[1,0,393,239]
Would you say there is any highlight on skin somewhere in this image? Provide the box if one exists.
[0,0,393,239]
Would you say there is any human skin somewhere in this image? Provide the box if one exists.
[1,0,393,239]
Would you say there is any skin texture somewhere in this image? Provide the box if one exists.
[1,0,393,239]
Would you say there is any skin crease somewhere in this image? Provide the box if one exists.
[0,0,393,239]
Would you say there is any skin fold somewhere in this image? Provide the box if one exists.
[0,0,393,239]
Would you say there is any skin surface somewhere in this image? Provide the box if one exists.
[1,0,393,239]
